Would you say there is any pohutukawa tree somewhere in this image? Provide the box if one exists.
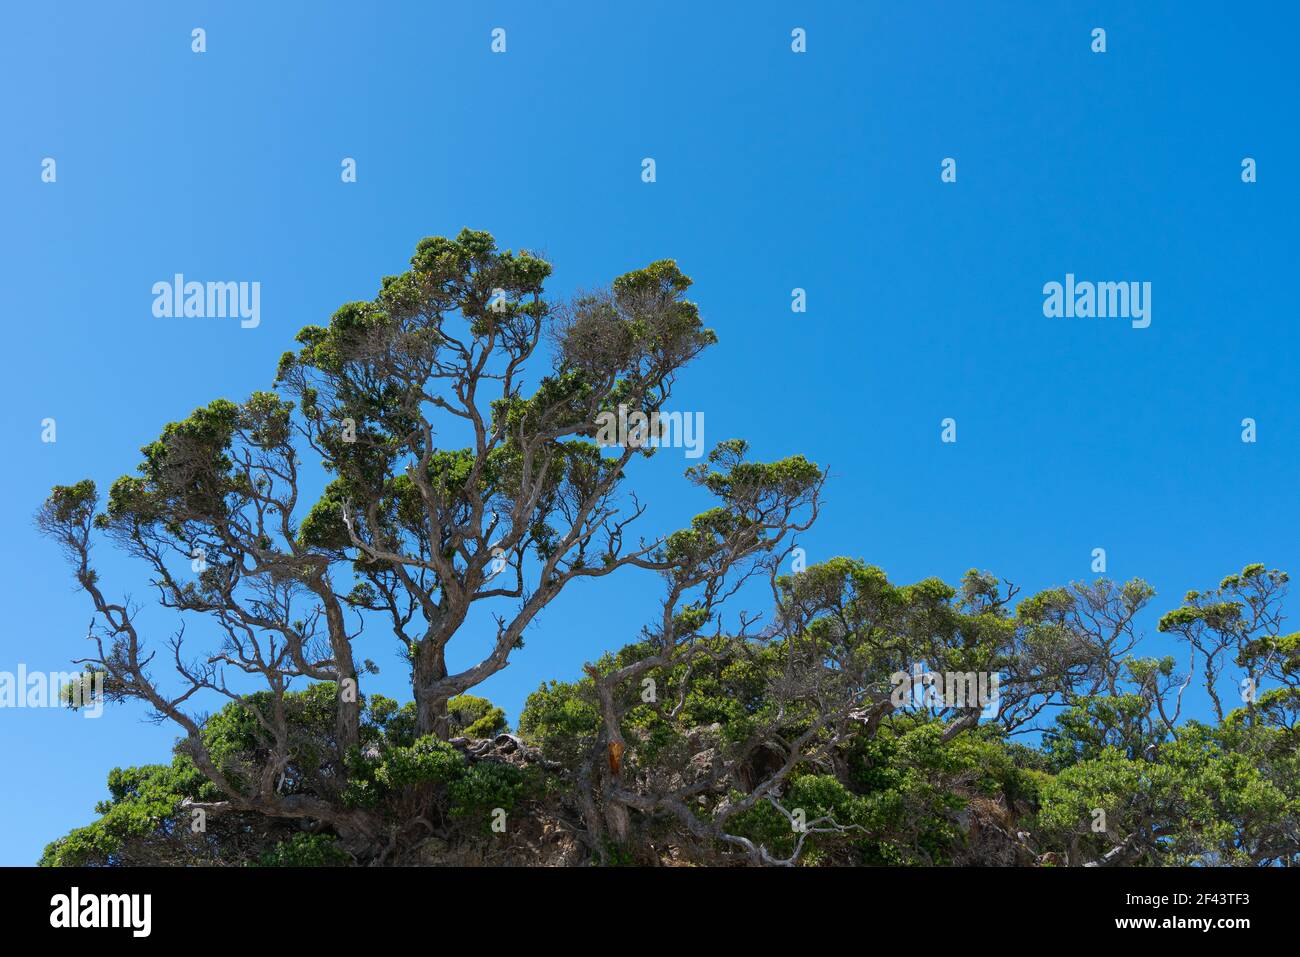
[38,229,812,859]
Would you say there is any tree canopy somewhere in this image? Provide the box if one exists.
[37,232,1299,866]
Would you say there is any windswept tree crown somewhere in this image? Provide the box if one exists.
[37,229,828,863]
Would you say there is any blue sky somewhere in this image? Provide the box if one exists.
[1,1,1296,865]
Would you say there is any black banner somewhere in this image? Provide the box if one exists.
[0,865,1285,944]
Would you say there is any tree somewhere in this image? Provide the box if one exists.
[526,560,1147,865]
[36,229,775,862]
[36,232,1300,868]
[42,556,1300,866]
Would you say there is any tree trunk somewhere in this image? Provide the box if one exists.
[414,643,451,740]
[312,578,361,755]
[604,787,631,844]
[589,669,631,845]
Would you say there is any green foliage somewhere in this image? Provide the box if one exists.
[254,834,351,867]
[373,737,465,790]
[40,762,199,867]
[729,774,872,864]
[34,235,1300,869]
[45,683,527,866]
[519,678,600,764]
[447,694,507,738]
[448,762,527,828]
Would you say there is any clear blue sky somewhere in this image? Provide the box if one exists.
[1,1,1296,865]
